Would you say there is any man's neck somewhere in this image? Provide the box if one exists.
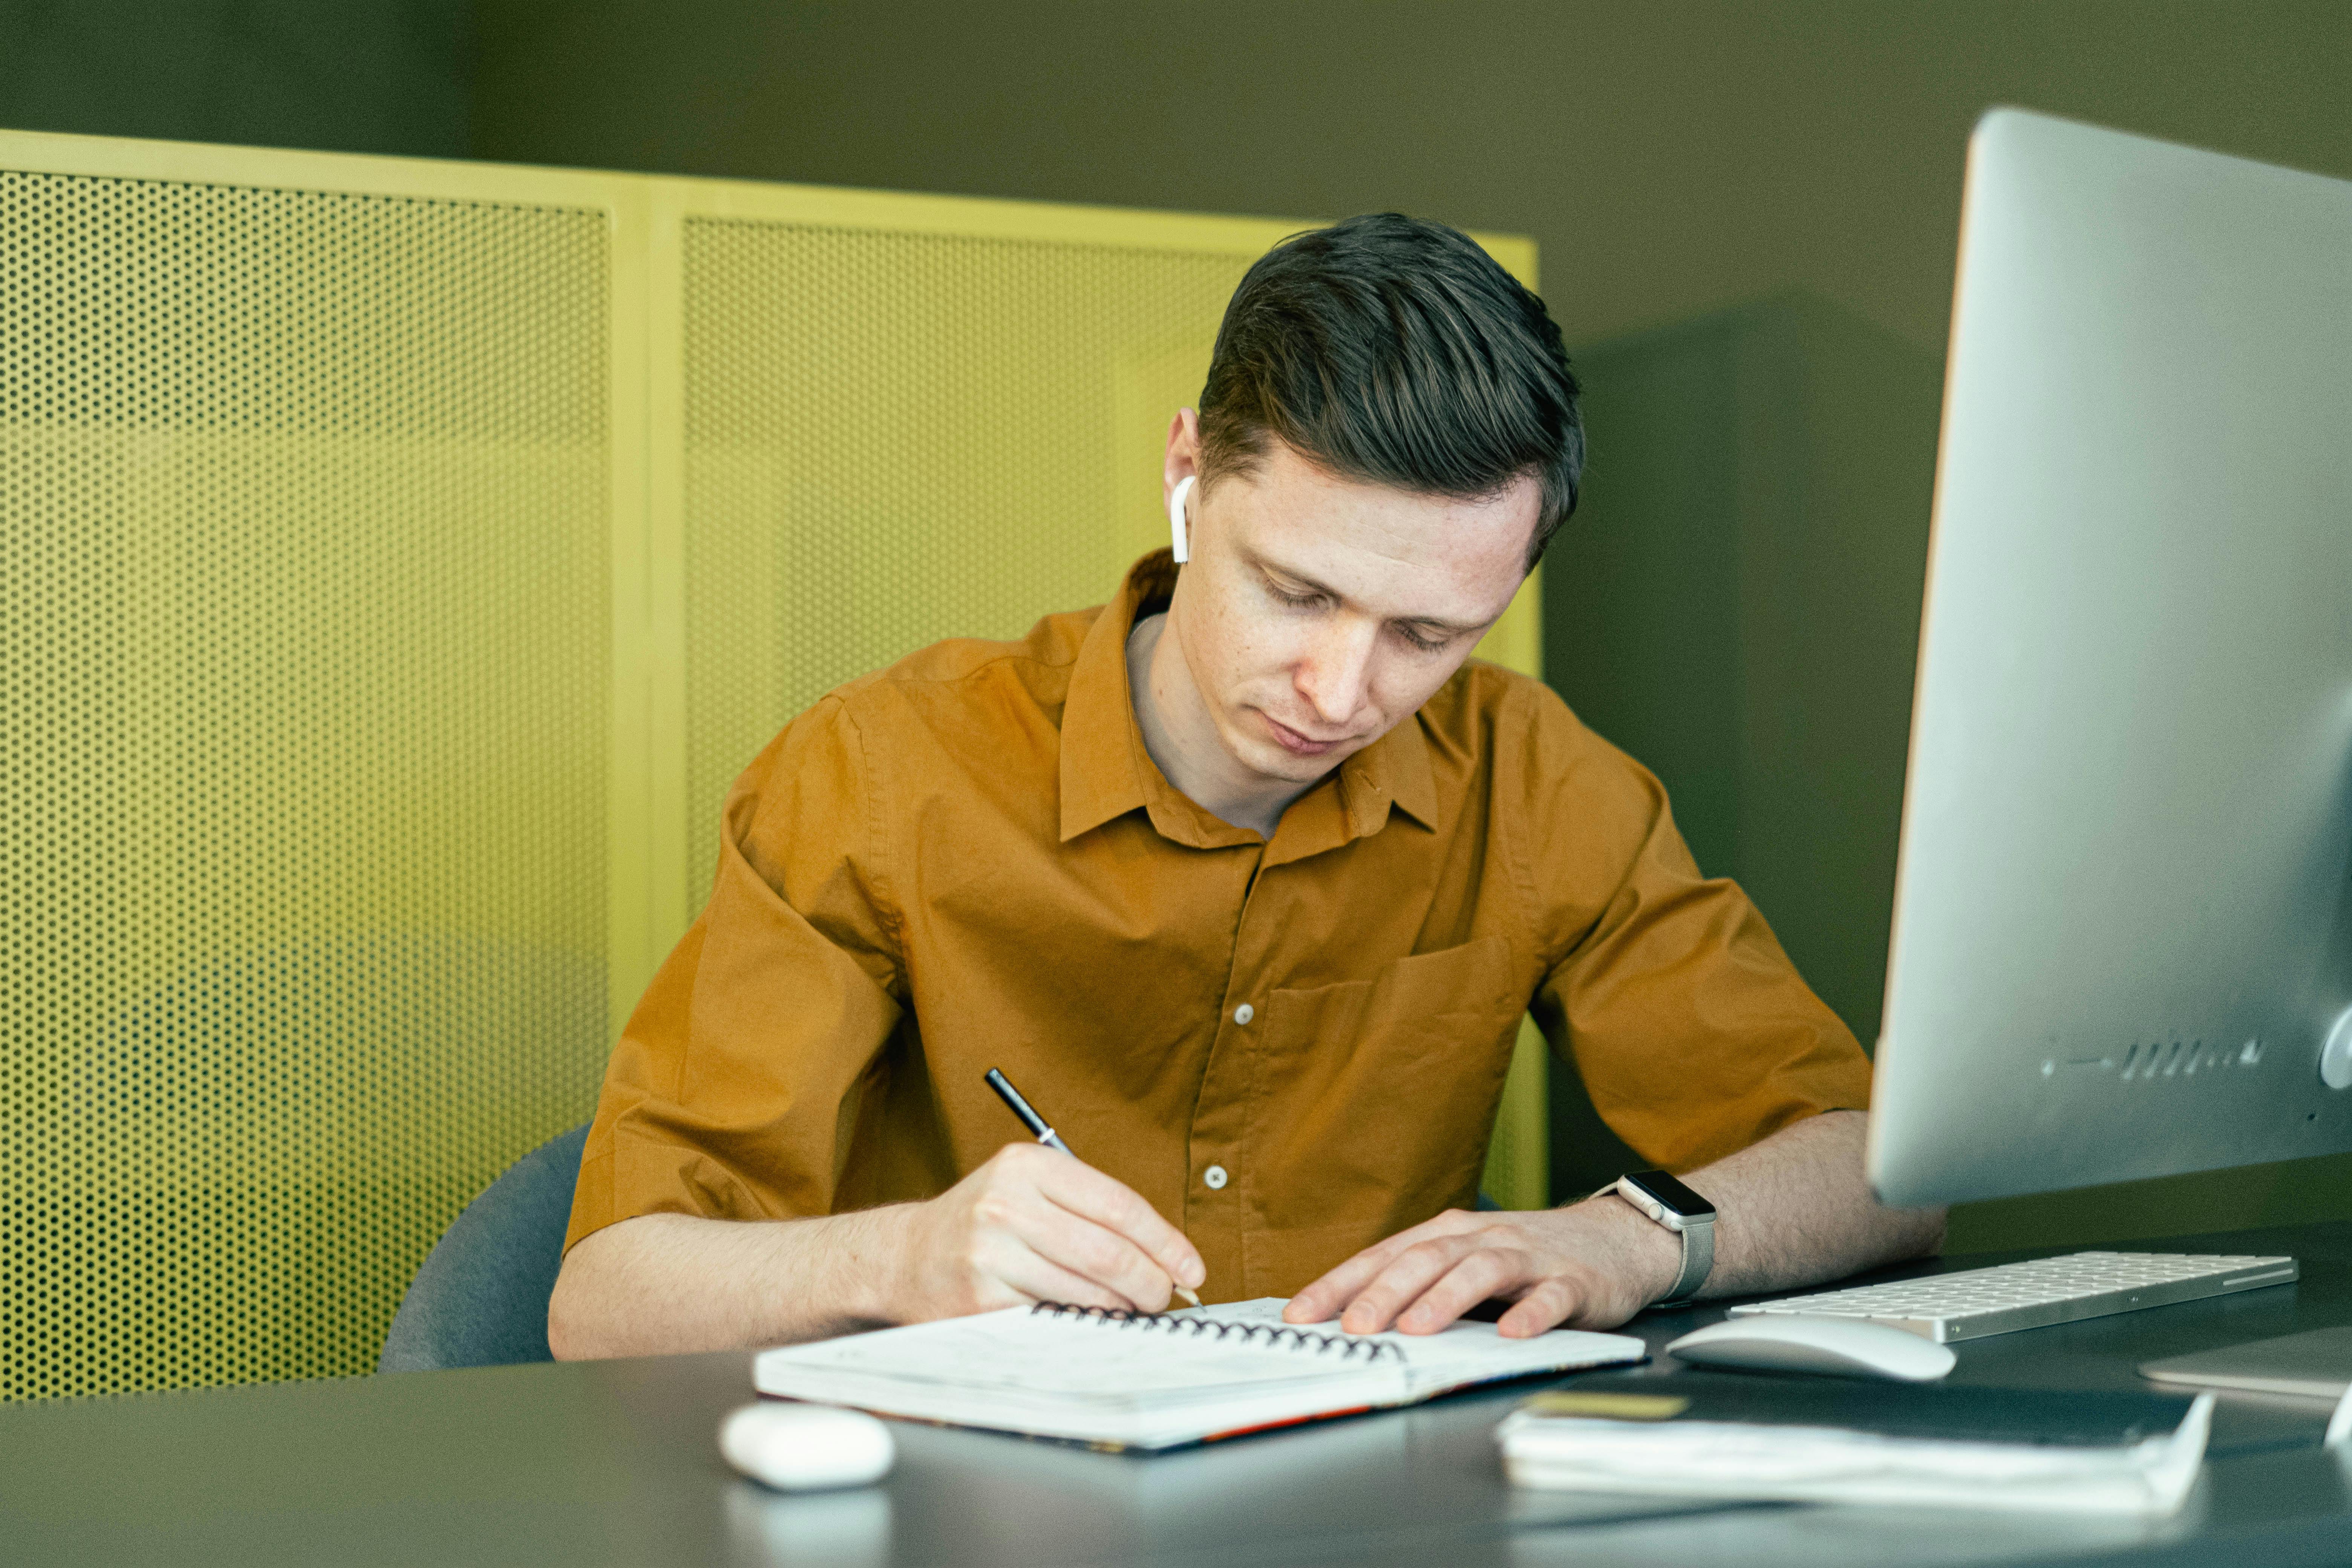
[1126,611,1312,839]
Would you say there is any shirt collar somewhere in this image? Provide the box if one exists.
[1057,551,1168,844]
[1059,551,1439,850]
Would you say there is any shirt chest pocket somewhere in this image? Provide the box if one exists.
[1242,935,1527,1241]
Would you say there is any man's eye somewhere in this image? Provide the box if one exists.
[1396,625,1451,653]
[1267,583,1320,608]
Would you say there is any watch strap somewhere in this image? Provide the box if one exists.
[1658,1216,1714,1308]
[1594,1177,1717,1309]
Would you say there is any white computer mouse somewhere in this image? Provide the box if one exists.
[720,1401,896,1490]
[1665,1315,1957,1382]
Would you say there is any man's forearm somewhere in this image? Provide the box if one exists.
[1640,1108,1943,1299]
[548,1208,908,1361]
[548,1142,1208,1360]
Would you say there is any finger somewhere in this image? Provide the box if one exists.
[1337,1234,1485,1335]
[1394,1248,1526,1335]
[1285,1243,1408,1323]
[972,1229,1137,1314]
[1496,1277,1583,1338]
[1017,1202,1182,1312]
[1286,1210,1487,1323]
[1287,1231,1435,1322]
[1018,1147,1206,1290]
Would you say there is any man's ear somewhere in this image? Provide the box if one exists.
[1162,407,1201,508]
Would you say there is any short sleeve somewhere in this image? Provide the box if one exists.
[1517,688,1872,1173]
[565,695,907,1252]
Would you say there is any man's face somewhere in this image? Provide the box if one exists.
[1168,438,1539,789]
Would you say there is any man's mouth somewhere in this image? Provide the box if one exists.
[1261,712,1350,757]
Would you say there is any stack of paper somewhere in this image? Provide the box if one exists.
[1499,1374,2213,1515]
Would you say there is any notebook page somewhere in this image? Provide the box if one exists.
[1193,1298,1646,1398]
[762,1305,1396,1407]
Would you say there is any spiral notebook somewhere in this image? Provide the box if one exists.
[752,1298,1646,1450]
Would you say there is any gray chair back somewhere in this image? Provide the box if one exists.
[378,1122,590,1372]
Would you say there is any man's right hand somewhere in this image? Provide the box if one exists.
[884,1143,1205,1320]
[549,1144,1207,1360]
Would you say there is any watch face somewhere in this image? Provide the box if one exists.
[1622,1170,1715,1220]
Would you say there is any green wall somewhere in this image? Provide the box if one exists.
[469,2,2351,358]
[0,0,470,157]
[1551,298,1939,1047]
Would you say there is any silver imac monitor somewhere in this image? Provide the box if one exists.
[1867,109,2352,1209]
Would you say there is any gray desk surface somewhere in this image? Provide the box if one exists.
[7,1222,2352,1568]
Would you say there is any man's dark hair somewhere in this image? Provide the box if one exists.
[1197,213,1583,568]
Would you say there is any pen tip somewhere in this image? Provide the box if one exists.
[1174,1287,1202,1309]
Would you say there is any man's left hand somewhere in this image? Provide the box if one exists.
[1281,1200,1679,1338]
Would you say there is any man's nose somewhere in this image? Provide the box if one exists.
[1294,621,1378,730]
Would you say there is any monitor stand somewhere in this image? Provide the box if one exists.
[2141,1325,2352,1413]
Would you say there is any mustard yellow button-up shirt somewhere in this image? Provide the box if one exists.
[567,551,1871,1299]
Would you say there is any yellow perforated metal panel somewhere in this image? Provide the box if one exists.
[1,158,616,1400]
[1,132,1546,1401]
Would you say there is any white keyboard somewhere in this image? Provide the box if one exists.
[1726,1250,2298,1343]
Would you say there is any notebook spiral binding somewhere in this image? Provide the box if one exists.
[1031,1302,1406,1363]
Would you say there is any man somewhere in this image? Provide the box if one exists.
[549,214,1941,1360]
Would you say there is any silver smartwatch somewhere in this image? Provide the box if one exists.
[1600,1170,1717,1308]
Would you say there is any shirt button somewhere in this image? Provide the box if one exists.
[1232,1004,1254,1026]
[1204,1165,1230,1190]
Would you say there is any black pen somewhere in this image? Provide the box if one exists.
[983,1066,1204,1308]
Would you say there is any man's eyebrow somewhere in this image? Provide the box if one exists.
[1256,558,1488,634]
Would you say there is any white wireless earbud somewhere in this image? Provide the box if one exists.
[1167,474,1195,564]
